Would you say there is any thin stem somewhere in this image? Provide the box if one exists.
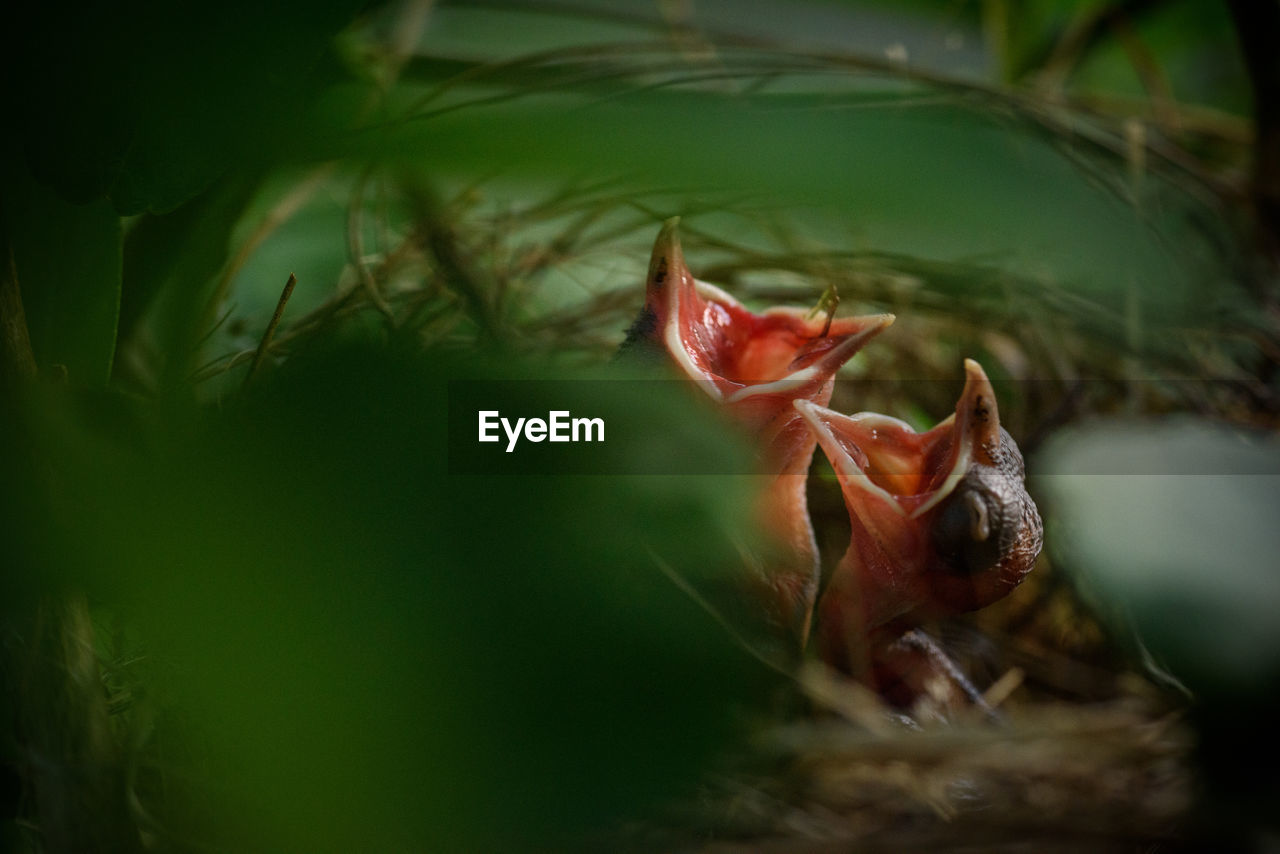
[199,164,335,347]
[347,168,397,323]
[243,273,298,387]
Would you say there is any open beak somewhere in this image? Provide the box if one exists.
[629,218,894,645]
[796,360,1041,666]
[638,217,894,460]
[796,359,1001,523]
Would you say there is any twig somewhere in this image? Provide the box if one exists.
[981,666,1026,710]
[347,168,397,323]
[199,164,335,343]
[243,273,297,388]
[406,183,503,339]
[1035,0,1169,91]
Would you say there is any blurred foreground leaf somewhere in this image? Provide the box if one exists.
[3,0,362,213]
[2,166,121,387]
[117,177,261,390]
[347,85,1246,367]
[1037,419,1280,694]
[12,337,774,851]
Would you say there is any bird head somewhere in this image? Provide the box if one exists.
[624,217,894,473]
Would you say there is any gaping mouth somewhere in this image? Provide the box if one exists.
[794,359,1001,518]
[645,217,894,407]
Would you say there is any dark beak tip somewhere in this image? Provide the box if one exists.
[656,217,684,254]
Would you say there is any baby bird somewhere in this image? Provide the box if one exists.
[796,360,1043,698]
[621,218,893,644]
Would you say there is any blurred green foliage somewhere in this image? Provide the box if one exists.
[3,1,362,213]
[6,339,773,850]
[1039,421,1280,695]
[0,0,1274,850]
[3,167,121,387]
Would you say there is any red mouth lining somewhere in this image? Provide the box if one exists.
[679,292,868,389]
[823,416,964,502]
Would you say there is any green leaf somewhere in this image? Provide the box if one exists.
[372,87,1239,346]
[1037,419,1280,696]
[26,341,774,851]
[118,176,260,388]
[3,166,121,387]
